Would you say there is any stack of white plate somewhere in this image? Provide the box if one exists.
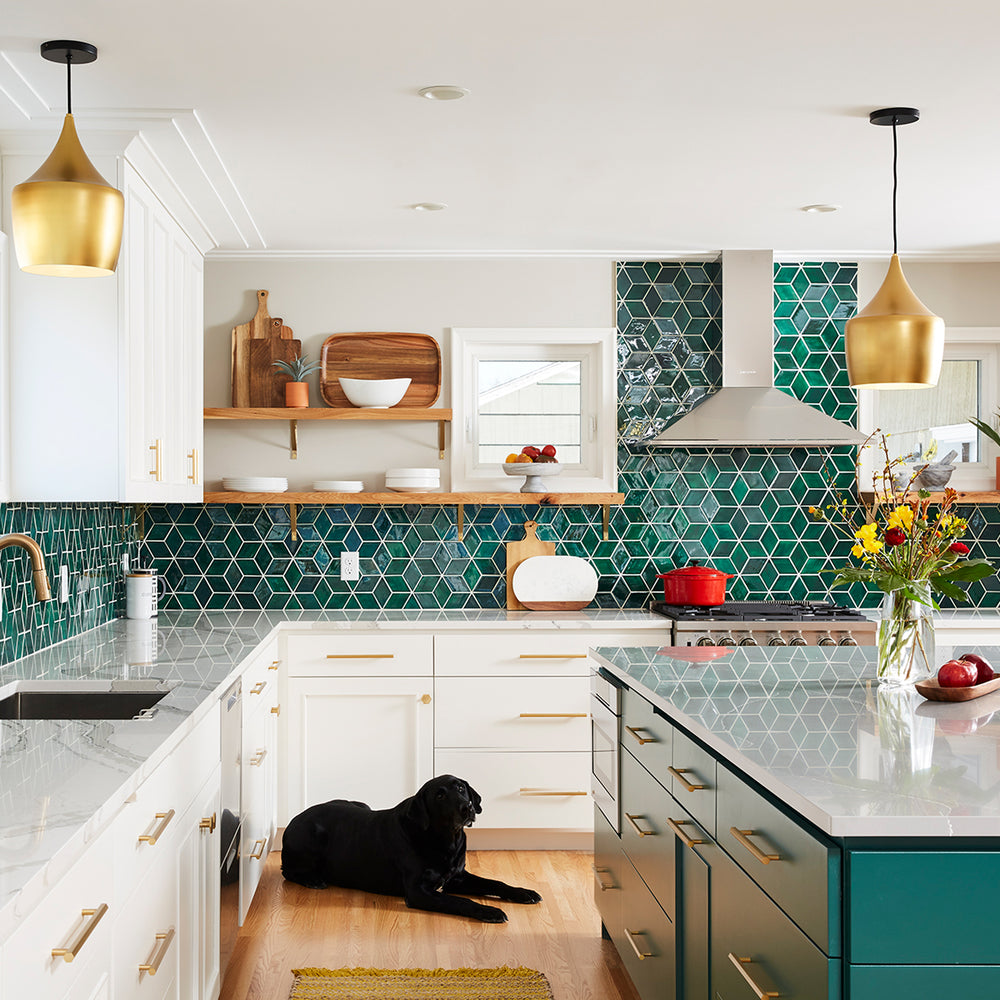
[313,480,364,492]
[385,467,440,493]
[222,476,288,493]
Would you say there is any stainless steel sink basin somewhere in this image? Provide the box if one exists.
[0,679,176,720]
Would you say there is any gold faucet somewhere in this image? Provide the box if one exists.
[0,533,52,602]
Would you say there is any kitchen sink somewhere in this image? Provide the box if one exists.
[0,679,177,720]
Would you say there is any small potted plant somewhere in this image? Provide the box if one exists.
[968,411,1000,488]
[273,354,321,408]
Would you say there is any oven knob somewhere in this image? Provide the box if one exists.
[839,635,858,646]
[738,634,759,646]
[717,633,738,647]
[696,636,716,646]
[817,632,837,647]
[789,631,808,646]
[767,633,788,646]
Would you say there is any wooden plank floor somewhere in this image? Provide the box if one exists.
[221,849,640,1000]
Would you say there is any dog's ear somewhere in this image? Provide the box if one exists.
[404,789,432,830]
[466,781,483,814]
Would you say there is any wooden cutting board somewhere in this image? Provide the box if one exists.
[512,555,599,611]
[249,333,301,406]
[320,332,441,408]
[231,290,299,406]
[506,521,556,610]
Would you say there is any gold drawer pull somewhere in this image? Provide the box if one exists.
[592,865,616,891]
[148,439,162,481]
[519,788,588,796]
[730,827,782,865]
[268,659,281,670]
[250,748,268,767]
[249,838,267,860]
[728,953,780,998]
[625,725,656,745]
[139,927,176,978]
[51,902,109,961]
[186,448,199,484]
[669,766,708,792]
[519,712,588,718]
[624,928,654,961]
[138,809,175,845]
[199,813,217,833]
[518,654,588,659]
[420,694,432,704]
[250,681,267,695]
[271,704,281,715]
[667,817,707,849]
[624,812,656,837]
[327,653,394,659]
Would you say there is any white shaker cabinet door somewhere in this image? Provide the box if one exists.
[285,676,434,818]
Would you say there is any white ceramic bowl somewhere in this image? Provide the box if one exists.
[338,377,411,408]
[385,468,440,477]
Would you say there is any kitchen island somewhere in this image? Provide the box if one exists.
[592,642,1000,1000]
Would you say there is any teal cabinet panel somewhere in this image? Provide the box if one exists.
[594,806,624,945]
[717,763,840,956]
[669,727,717,838]
[620,855,676,1000]
[676,817,712,1000]
[848,851,1000,965]
[849,964,1000,998]
[622,688,672,781]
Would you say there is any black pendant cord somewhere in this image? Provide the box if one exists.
[891,115,899,255]
[65,54,72,115]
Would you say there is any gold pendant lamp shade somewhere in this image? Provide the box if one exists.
[845,108,944,389]
[10,41,124,277]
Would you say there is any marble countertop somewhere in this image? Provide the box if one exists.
[0,607,662,938]
[592,640,1000,838]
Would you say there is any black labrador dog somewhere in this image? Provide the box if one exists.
[281,774,541,922]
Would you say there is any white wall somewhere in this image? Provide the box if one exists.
[203,258,613,490]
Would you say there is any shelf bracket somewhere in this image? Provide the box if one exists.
[438,421,446,460]
[456,503,464,542]
[602,504,610,541]
[290,419,299,460]
[289,502,298,542]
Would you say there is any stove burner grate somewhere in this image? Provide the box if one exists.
[649,599,868,623]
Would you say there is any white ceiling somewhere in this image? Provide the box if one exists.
[1,1,999,259]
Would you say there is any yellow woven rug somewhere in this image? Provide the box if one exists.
[289,967,554,999]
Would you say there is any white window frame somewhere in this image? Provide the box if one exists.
[450,327,617,493]
[857,327,1000,492]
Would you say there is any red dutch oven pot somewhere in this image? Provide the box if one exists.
[656,561,734,606]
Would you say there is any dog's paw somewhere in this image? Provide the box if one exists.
[475,905,509,923]
[508,887,542,904]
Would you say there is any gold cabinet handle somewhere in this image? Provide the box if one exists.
[728,953,781,998]
[51,902,109,961]
[592,865,616,891]
[199,813,217,833]
[730,827,782,865]
[250,681,267,695]
[268,659,281,671]
[420,693,432,704]
[669,766,708,792]
[250,748,268,767]
[270,704,281,715]
[519,712,588,718]
[148,440,162,481]
[667,817,708,849]
[138,809,175,845]
[625,725,656,746]
[624,928,654,961]
[139,927,176,978]
[249,838,267,860]
[624,812,656,837]
[186,448,199,484]
[519,788,588,796]
[518,654,588,659]
[327,653,395,659]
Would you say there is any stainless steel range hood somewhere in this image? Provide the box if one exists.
[647,250,866,447]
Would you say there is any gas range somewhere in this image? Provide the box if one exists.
[649,600,876,647]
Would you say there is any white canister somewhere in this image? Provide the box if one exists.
[126,571,165,620]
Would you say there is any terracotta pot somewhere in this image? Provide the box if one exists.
[656,561,734,606]
[285,381,309,408]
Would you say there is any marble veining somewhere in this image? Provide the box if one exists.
[593,642,1000,837]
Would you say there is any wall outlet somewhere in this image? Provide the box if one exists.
[59,565,69,604]
[340,551,360,582]
[122,553,130,575]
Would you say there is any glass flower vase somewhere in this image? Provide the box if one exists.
[877,583,934,685]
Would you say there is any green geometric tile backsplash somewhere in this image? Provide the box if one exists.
[138,260,1000,612]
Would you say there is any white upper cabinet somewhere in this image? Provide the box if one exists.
[1,149,204,502]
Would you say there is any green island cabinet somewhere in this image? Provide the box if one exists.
[593,651,1000,1000]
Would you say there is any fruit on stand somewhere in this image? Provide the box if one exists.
[513,453,532,463]
[541,444,557,457]
[504,453,520,463]
[957,652,995,684]
[937,659,979,688]
[505,445,557,465]
[535,454,558,463]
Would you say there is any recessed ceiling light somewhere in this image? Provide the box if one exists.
[412,202,447,212]
[418,85,469,101]
[802,204,840,213]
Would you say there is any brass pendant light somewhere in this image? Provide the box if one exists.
[845,107,944,389]
[11,41,124,277]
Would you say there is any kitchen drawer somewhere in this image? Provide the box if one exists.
[848,850,1000,965]
[593,806,624,945]
[434,631,648,677]
[620,746,676,917]
[285,633,433,676]
[848,964,1000,998]
[619,856,676,1000]
[718,764,839,956]
[668,726,716,837]
[240,639,281,693]
[621,687,672,781]
[434,675,589,750]
[434,750,591,829]
[712,846,839,1000]
[2,826,114,1000]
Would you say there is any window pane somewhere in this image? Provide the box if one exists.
[477,360,582,463]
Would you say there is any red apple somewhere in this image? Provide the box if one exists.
[958,652,995,684]
[938,659,979,688]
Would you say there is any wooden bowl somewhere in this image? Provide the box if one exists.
[914,674,1000,702]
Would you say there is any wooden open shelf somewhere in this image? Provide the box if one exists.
[862,491,1000,505]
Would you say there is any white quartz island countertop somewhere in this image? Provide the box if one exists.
[0,607,660,938]
[592,641,1000,839]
